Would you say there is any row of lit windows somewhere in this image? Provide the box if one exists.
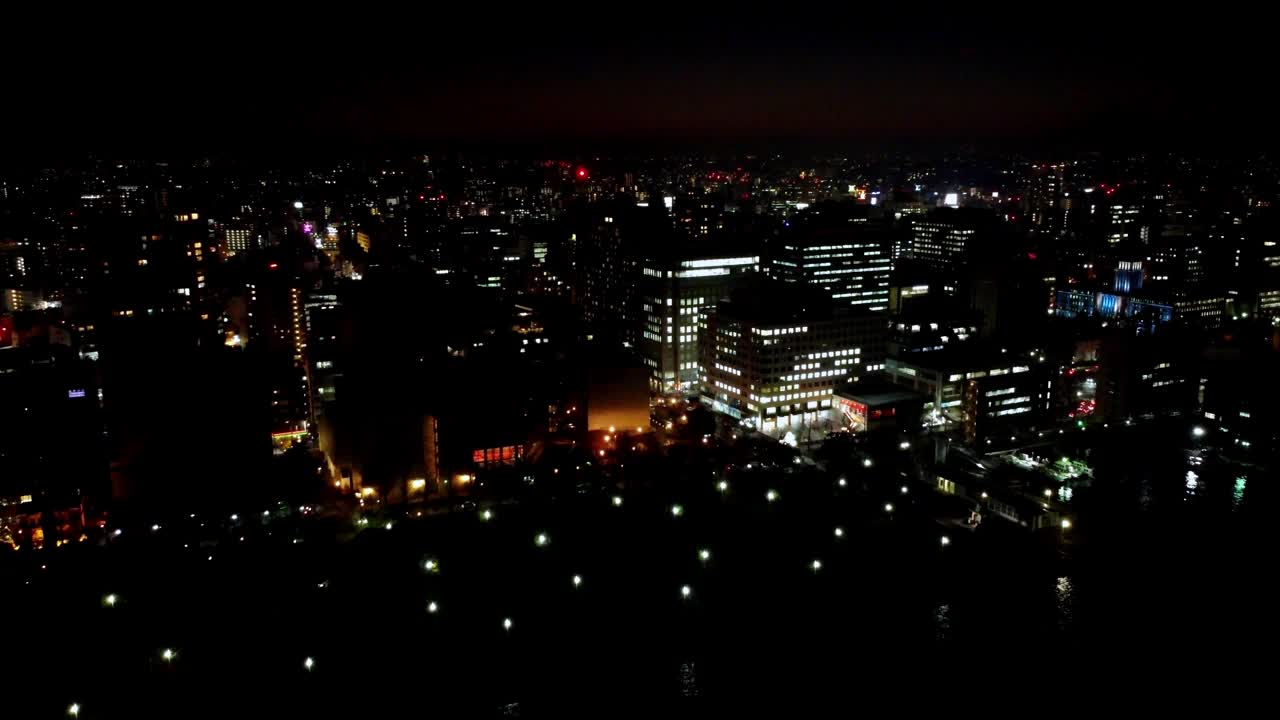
[807,348,860,360]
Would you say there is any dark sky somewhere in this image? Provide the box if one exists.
[2,9,1269,159]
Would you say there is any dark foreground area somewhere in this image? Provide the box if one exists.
[2,456,1275,717]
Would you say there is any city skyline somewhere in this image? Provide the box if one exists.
[2,17,1276,715]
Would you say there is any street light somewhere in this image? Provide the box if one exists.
[837,477,848,487]
[572,574,583,588]
[161,648,176,663]
[535,532,550,547]
[716,480,729,492]
[612,495,624,507]
[303,657,315,671]
[766,490,778,502]
[1061,519,1072,529]
[863,458,873,468]
[680,585,692,599]
[670,504,684,517]
[503,618,513,631]
[900,485,909,494]
[884,503,894,513]
[1192,426,1206,438]
[698,549,711,563]
[103,593,118,608]
[427,601,439,613]
[811,559,822,572]
[833,527,844,538]
[939,536,950,546]
[68,704,80,718]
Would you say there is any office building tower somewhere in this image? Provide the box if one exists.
[769,207,893,311]
[639,250,760,392]
[903,209,994,276]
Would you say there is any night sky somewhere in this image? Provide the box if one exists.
[3,11,1268,157]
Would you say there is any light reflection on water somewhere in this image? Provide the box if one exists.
[1233,476,1247,509]
[679,660,699,697]
[934,604,951,643]
[1056,576,1074,634]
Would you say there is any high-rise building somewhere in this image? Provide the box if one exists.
[903,209,994,276]
[1026,163,1066,228]
[638,250,759,392]
[769,207,893,311]
[570,204,668,348]
[304,292,341,425]
[246,268,311,444]
[700,284,886,436]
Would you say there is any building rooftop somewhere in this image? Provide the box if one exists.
[835,380,923,406]
[889,342,1035,372]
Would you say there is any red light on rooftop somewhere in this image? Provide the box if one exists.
[576,167,588,180]
[268,262,279,270]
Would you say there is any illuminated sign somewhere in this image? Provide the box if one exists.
[67,389,86,399]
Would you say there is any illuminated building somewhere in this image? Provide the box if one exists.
[671,193,725,238]
[1149,223,1205,287]
[768,207,893,311]
[1054,288,1225,328]
[304,293,341,424]
[903,209,993,275]
[247,268,311,443]
[701,284,886,436]
[834,382,924,433]
[1026,163,1066,228]
[639,251,760,392]
[221,226,256,258]
[1104,203,1143,246]
[887,314,980,357]
[1094,330,1197,422]
[884,345,1051,444]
